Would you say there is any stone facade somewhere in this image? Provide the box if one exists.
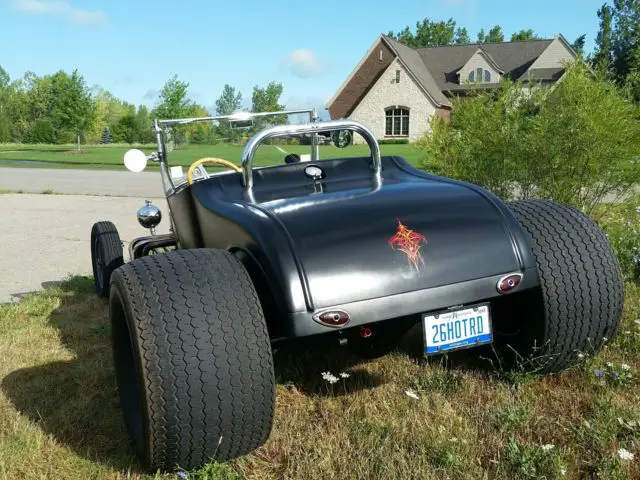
[349,59,437,143]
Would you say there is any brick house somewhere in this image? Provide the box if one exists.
[326,34,578,142]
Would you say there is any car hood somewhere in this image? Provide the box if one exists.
[262,176,524,310]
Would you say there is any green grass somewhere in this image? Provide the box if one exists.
[0,143,424,170]
[0,204,639,479]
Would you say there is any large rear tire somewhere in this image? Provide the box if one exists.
[109,249,275,471]
[503,200,623,372]
[91,221,124,297]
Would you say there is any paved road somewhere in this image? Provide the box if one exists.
[0,194,168,303]
[0,167,164,197]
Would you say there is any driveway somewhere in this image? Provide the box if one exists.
[0,167,164,197]
[0,194,168,303]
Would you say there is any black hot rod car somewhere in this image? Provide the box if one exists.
[90,111,623,471]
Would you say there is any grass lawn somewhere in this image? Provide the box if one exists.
[0,201,639,479]
[0,143,425,170]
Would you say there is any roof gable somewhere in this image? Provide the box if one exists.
[456,48,505,75]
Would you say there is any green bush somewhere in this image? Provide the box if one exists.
[420,62,640,215]
[379,138,410,145]
[597,197,640,281]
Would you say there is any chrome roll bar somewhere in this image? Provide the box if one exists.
[241,120,382,195]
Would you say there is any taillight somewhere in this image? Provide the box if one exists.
[497,273,523,293]
[312,310,350,327]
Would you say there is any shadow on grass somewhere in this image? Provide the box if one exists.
[1,276,141,472]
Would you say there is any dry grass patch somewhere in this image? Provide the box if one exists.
[0,277,638,479]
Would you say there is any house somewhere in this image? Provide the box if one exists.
[326,34,577,142]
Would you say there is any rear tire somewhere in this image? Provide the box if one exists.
[503,200,623,372]
[109,249,275,471]
[91,221,123,297]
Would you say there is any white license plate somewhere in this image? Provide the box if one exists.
[423,304,492,355]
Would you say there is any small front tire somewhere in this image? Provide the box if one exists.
[91,221,124,297]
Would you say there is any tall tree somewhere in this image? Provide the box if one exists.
[454,27,470,45]
[251,82,286,128]
[215,84,242,115]
[0,66,10,142]
[154,74,192,119]
[571,34,587,56]
[476,28,487,43]
[594,4,615,69]
[388,18,458,47]
[486,25,505,43]
[511,29,541,41]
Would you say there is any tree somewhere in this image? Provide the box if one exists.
[252,81,285,115]
[477,28,486,43]
[0,66,10,142]
[420,63,639,214]
[454,27,470,45]
[571,34,587,56]
[154,74,192,119]
[594,4,614,69]
[388,18,458,47]
[215,84,242,115]
[486,25,505,43]
[214,84,243,141]
[511,29,541,41]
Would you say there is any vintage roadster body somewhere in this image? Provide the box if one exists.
[90,111,623,471]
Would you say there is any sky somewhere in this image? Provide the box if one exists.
[0,0,602,117]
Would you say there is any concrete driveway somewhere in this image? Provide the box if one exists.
[0,194,168,303]
[0,167,164,197]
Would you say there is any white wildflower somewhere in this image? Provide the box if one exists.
[405,389,420,400]
[560,467,567,476]
[541,444,555,452]
[618,447,634,461]
[577,353,585,359]
[621,363,631,371]
[339,372,350,379]
[606,362,614,368]
[321,372,339,384]
[634,320,640,326]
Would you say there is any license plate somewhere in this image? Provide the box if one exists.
[423,303,492,355]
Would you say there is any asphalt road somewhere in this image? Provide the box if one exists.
[0,167,164,197]
[0,194,168,303]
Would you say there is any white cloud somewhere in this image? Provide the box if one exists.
[11,0,106,24]
[282,49,329,79]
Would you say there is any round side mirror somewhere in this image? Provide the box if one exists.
[331,130,353,148]
[124,149,148,173]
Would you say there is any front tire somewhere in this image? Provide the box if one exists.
[91,221,124,297]
[109,249,275,471]
[503,200,623,372]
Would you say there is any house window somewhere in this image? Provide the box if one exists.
[396,70,401,83]
[385,108,409,136]
[465,69,494,84]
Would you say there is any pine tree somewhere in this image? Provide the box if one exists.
[99,126,113,144]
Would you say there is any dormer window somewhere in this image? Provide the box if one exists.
[466,68,493,84]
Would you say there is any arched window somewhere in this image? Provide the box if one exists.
[468,71,475,83]
[484,70,491,82]
[385,108,409,136]
[465,68,494,84]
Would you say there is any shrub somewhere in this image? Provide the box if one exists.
[379,138,410,145]
[420,62,640,215]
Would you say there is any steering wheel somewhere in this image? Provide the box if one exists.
[187,157,242,185]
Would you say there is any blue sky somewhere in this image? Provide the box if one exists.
[0,0,601,115]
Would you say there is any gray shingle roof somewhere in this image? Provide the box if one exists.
[382,36,451,107]
[416,39,554,92]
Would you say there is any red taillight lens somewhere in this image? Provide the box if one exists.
[313,310,350,327]
[497,273,523,293]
